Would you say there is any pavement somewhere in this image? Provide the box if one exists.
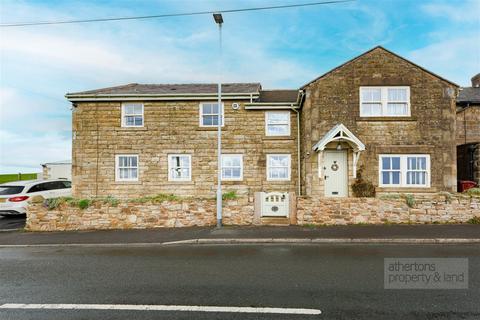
[0,224,479,246]
[0,243,478,319]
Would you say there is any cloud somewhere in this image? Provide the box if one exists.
[0,130,71,173]
[0,0,317,173]
[422,0,480,22]
[411,0,480,86]
[408,34,479,86]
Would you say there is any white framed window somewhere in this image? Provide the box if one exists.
[222,154,243,181]
[265,111,291,136]
[115,155,139,182]
[168,154,191,181]
[121,103,144,127]
[267,154,291,181]
[199,102,224,127]
[360,87,410,117]
[379,154,430,187]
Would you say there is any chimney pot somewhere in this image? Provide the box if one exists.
[472,73,480,87]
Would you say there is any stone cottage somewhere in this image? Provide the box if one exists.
[456,74,480,186]
[61,46,464,226]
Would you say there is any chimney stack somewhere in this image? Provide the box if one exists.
[472,73,480,87]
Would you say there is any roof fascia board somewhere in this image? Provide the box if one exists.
[66,92,259,97]
[67,95,258,102]
[244,105,299,110]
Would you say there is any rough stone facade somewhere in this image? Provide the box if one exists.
[72,101,298,199]
[301,47,458,197]
[456,106,480,145]
[297,194,480,225]
[26,198,254,231]
[27,193,480,231]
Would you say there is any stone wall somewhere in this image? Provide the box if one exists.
[26,197,254,231]
[456,106,480,146]
[72,100,298,200]
[26,193,480,231]
[301,47,458,197]
[297,194,480,225]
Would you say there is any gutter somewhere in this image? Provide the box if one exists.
[244,105,299,110]
[65,93,260,102]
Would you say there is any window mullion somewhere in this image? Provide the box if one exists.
[382,87,387,116]
[401,155,406,187]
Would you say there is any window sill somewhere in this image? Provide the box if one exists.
[165,181,194,185]
[376,187,437,193]
[115,127,148,131]
[196,127,226,131]
[263,136,294,140]
[356,117,417,122]
[114,181,142,185]
[222,180,244,185]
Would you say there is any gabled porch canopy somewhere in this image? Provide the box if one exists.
[313,124,365,178]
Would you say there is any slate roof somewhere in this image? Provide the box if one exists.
[67,83,261,96]
[256,90,300,103]
[457,87,480,104]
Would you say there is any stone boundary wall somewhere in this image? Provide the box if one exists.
[26,194,480,231]
[297,194,480,225]
[26,198,253,232]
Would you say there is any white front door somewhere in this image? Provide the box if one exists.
[324,150,348,197]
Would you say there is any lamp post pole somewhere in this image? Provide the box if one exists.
[213,13,223,228]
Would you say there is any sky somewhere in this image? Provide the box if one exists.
[0,0,479,173]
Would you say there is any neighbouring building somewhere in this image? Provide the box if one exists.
[61,46,464,226]
[456,73,480,186]
[41,160,72,180]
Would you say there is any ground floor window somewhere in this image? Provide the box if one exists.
[168,154,191,181]
[222,154,243,180]
[115,155,139,181]
[379,154,430,187]
[267,154,291,181]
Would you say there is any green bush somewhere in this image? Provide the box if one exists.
[404,194,416,208]
[222,191,238,200]
[130,193,179,204]
[351,166,376,197]
[98,195,119,207]
[467,216,480,224]
[78,199,91,209]
[466,188,480,196]
[378,194,401,200]
[44,197,75,210]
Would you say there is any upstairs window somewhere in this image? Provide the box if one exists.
[267,154,291,181]
[116,155,139,182]
[122,103,144,127]
[222,154,243,180]
[200,102,224,127]
[265,111,290,136]
[360,87,410,117]
[168,154,191,181]
[379,154,430,187]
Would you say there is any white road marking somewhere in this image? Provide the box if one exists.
[0,303,321,315]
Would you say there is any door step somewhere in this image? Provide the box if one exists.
[260,217,290,226]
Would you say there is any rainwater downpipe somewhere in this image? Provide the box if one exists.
[291,106,301,196]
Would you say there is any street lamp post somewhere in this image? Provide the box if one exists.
[213,13,223,228]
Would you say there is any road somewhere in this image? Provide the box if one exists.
[0,244,478,319]
[0,215,25,231]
